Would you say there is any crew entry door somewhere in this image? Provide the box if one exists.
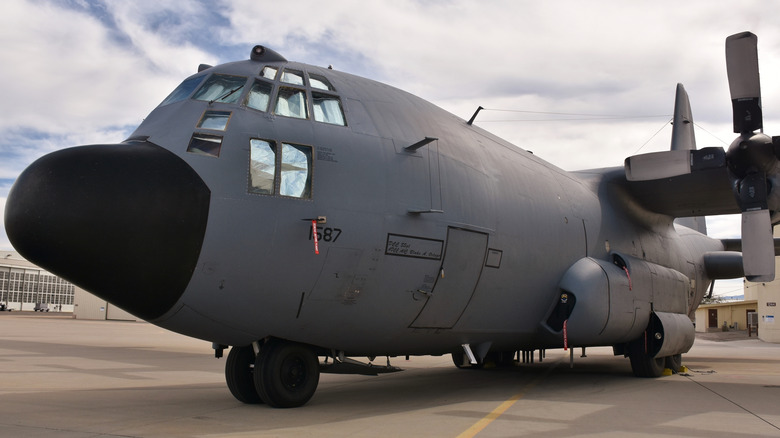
[411,228,488,328]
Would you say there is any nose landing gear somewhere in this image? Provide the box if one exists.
[224,339,320,408]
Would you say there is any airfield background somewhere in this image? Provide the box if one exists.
[0,251,136,321]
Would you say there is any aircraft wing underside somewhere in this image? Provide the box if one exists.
[623,166,740,218]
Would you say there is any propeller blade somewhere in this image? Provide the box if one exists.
[726,32,762,133]
[741,208,775,282]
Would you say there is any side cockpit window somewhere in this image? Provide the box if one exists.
[312,93,345,126]
[159,75,206,106]
[309,74,345,126]
[309,74,334,91]
[249,139,276,195]
[249,139,312,199]
[192,74,247,104]
[280,143,312,198]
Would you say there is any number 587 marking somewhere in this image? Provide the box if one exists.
[309,226,342,243]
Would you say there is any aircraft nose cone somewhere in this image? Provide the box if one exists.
[4,141,210,321]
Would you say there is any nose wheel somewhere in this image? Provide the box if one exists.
[225,345,263,404]
[225,340,320,408]
[254,339,320,408]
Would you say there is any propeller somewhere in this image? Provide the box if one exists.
[725,32,777,282]
[625,32,779,282]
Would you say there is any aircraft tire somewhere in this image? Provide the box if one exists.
[628,341,665,378]
[254,339,320,408]
[225,345,263,404]
[665,353,682,373]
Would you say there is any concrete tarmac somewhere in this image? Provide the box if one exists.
[1,313,779,437]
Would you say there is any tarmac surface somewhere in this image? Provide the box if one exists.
[1,312,779,437]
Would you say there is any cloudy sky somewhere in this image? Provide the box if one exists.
[3,0,780,294]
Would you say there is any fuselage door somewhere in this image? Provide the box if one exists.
[410,227,488,328]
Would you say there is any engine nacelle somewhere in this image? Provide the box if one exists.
[548,254,691,348]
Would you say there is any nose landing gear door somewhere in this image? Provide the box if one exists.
[410,228,488,328]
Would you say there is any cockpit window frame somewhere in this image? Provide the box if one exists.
[274,86,309,120]
[243,78,274,113]
[159,75,207,107]
[247,137,314,200]
[192,74,249,104]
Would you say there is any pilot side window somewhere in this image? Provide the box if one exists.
[192,74,247,104]
[248,139,313,199]
[245,79,273,112]
[249,139,276,195]
[280,143,312,199]
[275,87,308,119]
[312,92,345,126]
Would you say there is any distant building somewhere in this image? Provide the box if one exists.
[694,299,757,333]
[0,250,75,312]
[742,227,780,343]
[694,226,780,344]
[0,250,137,321]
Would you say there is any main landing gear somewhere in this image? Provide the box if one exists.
[627,339,683,377]
[224,339,320,408]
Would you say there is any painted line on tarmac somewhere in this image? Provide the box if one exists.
[456,356,561,438]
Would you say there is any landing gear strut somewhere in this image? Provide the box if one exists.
[224,339,320,408]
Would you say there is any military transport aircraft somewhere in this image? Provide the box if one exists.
[4,32,778,408]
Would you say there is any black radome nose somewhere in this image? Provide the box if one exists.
[4,141,210,321]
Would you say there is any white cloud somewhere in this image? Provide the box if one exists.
[0,0,212,135]
[2,0,778,259]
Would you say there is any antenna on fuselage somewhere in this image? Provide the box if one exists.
[467,106,484,125]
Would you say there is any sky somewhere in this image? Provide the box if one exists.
[3,0,780,295]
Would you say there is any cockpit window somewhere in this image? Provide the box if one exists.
[159,75,206,106]
[249,139,276,195]
[280,143,312,199]
[187,133,222,157]
[261,66,278,80]
[248,139,313,199]
[192,74,247,104]
[197,110,232,131]
[275,87,308,119]
[245,79,273,112]
[280,69,305,86]
[309,74,335,91]
[312,92,345,126]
